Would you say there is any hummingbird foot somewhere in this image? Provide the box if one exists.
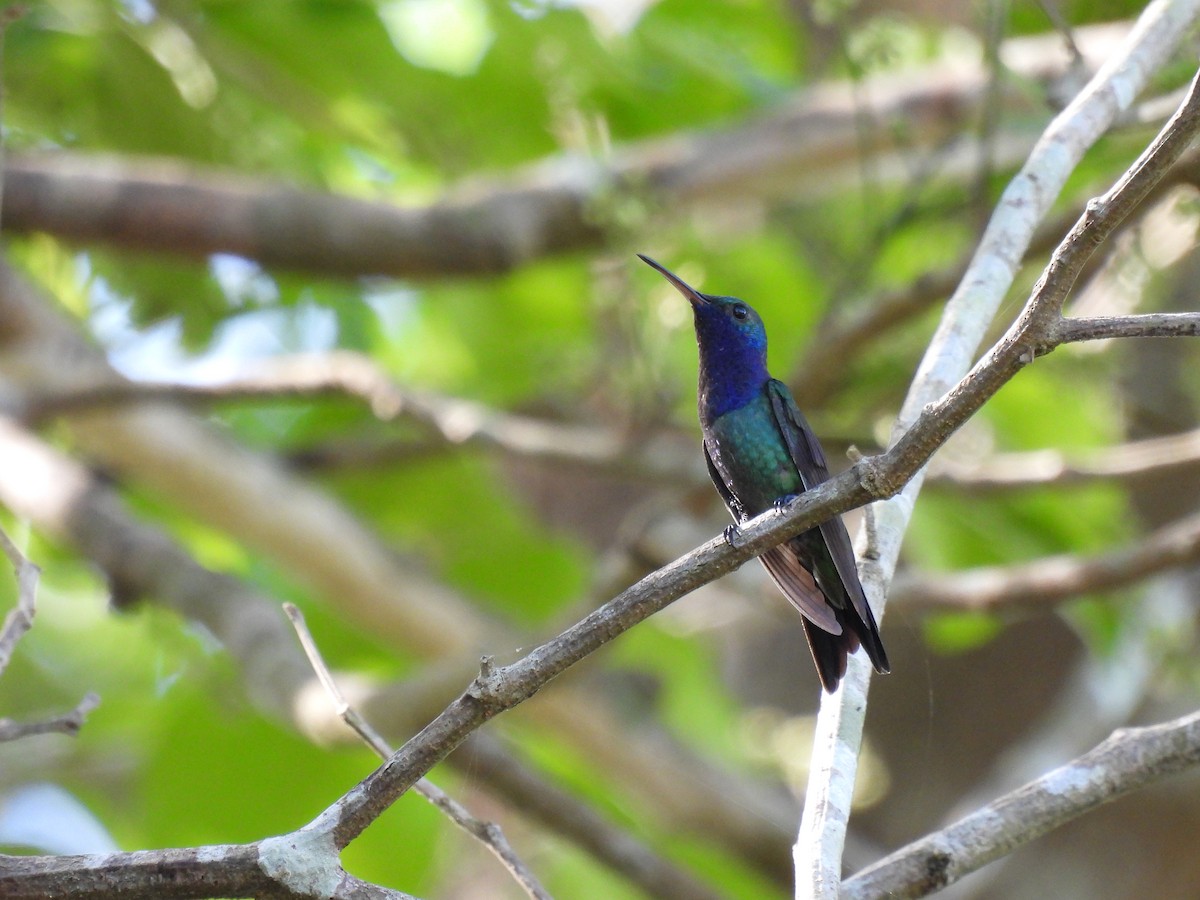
[773,493,800,514]
[722,523,742,548]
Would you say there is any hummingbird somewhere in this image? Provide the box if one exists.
[639,254,889,692]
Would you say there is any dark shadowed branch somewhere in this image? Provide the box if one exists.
[1,25,1126,278]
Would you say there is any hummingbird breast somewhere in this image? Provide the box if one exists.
[705,398,802,516]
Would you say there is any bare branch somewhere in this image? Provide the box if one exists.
[0,840,418,900]
[0,523,37,678]
[0,691,100,743]
[1,25,1129,278]
[17,352,691,481]
[284,603,554,900]
[891,509,1200,611]
[930,426,1200,491]
[841,710,1200,899]
[1055,311,1200,343]
[0,418,749,898]
[799,4,1200,892]
[266,44,1200,857]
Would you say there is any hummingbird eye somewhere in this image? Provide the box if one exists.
[731,303,749,320]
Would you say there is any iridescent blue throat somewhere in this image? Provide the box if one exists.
[691,297,770,423]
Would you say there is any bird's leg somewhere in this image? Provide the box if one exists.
[773,493,799,514]
[722,523,742,548]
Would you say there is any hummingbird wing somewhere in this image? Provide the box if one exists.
[765,379,890,676]
[703,441,842,635]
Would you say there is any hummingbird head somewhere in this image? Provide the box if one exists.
[638,254,770,421]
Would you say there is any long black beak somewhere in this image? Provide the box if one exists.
[637,254,708,305]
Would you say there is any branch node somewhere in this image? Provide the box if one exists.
[855,454,900,500]
[468,655,506,707]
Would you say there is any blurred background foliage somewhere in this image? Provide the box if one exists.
[2,1,1199,898]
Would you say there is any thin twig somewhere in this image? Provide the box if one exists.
[1055,311,1200,343]
[0,524,100,744]
[1038,0,1086,65]
[283,603,553,900]
[0,691,100,743]
[0,522,38,678]
[841,710,1200,899]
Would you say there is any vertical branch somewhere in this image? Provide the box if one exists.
[0,523,37,678]
[794,2,1200,895]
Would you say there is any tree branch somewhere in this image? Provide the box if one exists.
[1055,311,1200,343]
[929,425,1200,491]
[841,710,1200,899]
[0,417,753,899]
[891,508,1200,611]
[0,522,37,678]
[284,603,555,900]
[263,32,1200,860]
[0,691,100,743]
[16,352,697,484]
[1,24,1129,278]
[798,3,1200,893]
[0,840,418,900]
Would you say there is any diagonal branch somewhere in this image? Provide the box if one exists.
[296,38,1200,855]
[284,603,554,900]
[840,710,1200,899]
[800,3,1200,893]
[0,417,743,899]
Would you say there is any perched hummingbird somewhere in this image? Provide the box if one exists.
[639,254,889,692]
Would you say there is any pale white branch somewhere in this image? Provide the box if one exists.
[842,710,1200,899]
